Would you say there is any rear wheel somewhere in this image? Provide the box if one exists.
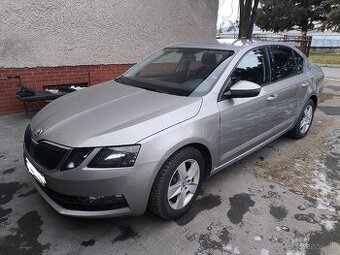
[148,147,204,220]
[287,99,315,139]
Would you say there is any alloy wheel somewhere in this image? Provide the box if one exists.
[167,159,200,210]
[300,105,313,134]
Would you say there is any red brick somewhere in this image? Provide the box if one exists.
[0,63,133,114]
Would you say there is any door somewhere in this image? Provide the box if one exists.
[268,46,305,130]
[293,50,311,110]
[217,47,278,167]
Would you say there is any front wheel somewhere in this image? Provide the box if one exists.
[287,99,315,139]
[148,147,204,220]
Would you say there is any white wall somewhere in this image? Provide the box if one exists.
[0,0,218,68]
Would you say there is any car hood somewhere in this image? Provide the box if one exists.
[30,81,202,147]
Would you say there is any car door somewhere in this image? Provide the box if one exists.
[217,47,278,167]
[292,50,313,110]
[268,46,306,130]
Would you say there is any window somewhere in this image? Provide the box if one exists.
[117,48,234,97]
[154,52,183,63]
[230,48,268,86]
[270,46,297,81]
[189,52,228,72]
[138,52,183,77]
[293,50,304,74]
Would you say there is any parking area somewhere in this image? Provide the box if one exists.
[0,67,339,255]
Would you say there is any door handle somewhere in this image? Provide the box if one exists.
[267,94,278,101]
[301,82,309,87]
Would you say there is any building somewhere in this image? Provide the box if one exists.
[0,0,218,114]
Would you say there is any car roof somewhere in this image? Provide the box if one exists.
[166,39,295,52]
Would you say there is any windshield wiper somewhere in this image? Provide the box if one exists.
[142,87,167,94]
[115,76,168,94]
[115,76,126,84]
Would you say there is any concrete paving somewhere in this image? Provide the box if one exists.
[322,67,340,82]
[0,67,340,255]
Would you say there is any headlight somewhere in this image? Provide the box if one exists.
[88,145,141,168]
[61,148,93,171]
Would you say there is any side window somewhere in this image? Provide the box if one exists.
[293,50,304,74]
[270,46,297,81]
[230,48,268,86]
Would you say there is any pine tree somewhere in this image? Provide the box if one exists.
[321,0,340,32]
[256,0,339,34]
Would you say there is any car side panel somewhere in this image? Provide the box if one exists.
[272,75,301,130]
[217,82,278,168]
[137,96,221,178]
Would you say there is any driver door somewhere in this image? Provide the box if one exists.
[217,47,278,168]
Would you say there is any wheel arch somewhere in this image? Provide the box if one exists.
[310,94,318,108]
[147,141,214,219]
[157,141,214,180]
[185,143,212,178]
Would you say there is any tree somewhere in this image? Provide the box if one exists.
[238,0,260,38]
[256,0,297,33]
[256,0,329,35]
[321,0,340,32]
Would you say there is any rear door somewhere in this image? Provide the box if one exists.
[217,47,278,167]
[292,50,313,109]
[268,45,307,130]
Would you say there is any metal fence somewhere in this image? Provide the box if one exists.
[218,33,313,56]
[253,35,312,56]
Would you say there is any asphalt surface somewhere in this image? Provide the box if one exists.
[0,67,340,255]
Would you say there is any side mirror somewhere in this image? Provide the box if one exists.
[224,80,261,98]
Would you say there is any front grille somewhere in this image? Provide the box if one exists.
[24,125,32,148]
[36,181,129,211]
[24,125,68,170]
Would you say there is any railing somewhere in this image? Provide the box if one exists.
[253,35,312,56]
[217,33,313,56]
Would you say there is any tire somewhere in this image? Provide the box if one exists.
[287,99,315,139]
[148,147,205,220]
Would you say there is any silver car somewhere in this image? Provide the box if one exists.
[23,40,324,219]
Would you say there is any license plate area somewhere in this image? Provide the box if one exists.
[25,158,46,186]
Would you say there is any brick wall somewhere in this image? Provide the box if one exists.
[0,64,132,114]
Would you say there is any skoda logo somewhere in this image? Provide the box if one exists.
[33,128,43,138]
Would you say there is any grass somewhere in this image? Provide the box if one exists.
[309,53,340,65]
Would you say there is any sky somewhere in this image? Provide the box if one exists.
[216,0,340,37]
[217,0,239,26]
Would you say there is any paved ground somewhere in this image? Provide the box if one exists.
[0,67,340,255]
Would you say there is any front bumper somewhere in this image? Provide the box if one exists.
[24,147,159,218]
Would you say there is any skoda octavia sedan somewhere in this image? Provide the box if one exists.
[24,40,324,220]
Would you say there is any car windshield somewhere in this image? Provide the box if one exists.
[115,48,234,97]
